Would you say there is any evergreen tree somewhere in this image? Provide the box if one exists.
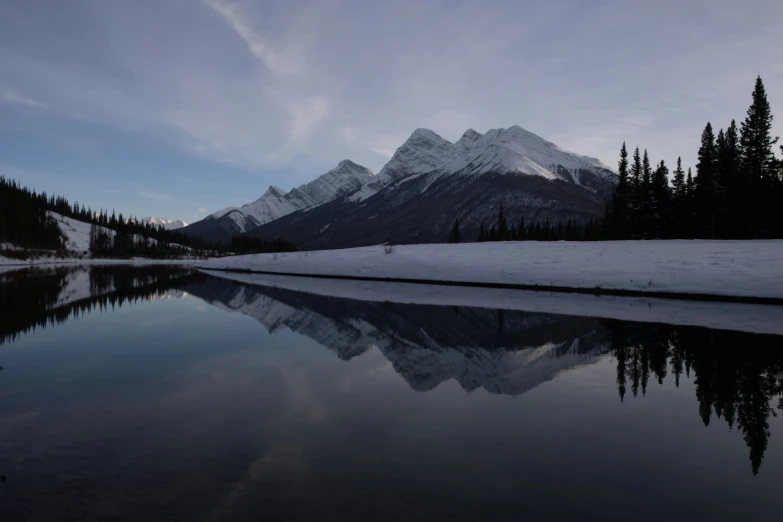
[448,218,461,244]
[740,76,779,237]
[720,120,742,236]
[671,157,687,238]
[695,122,719,238]
[611,142,630,238]
[650,160,671,238]
[497,202,508,241]
[517,217,527,241]
[629,146,642,235]
[478,222,487,242]
[639,149,653,237]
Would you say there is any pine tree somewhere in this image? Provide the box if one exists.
[695,122,719,238]
[639,149,653,237]
[740,76,779,237]
[497,202,508,241]
[651,160,671,238]
[478,222,486,242]
[448,218,461,244]
[612,142,630,238]
[629,146,642,236]
[721,120,742,236]
[671,157,687,238]
[518,217,527,240]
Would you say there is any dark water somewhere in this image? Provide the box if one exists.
[1,266,782,521]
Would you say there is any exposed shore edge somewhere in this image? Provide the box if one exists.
[195,266,783,306]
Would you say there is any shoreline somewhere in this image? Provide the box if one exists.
[197,265,783,305]
[199,270,783,335]
[196,240,783,305]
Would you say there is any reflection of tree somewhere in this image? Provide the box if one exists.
[0,266,203,346]
[606,320,783,475]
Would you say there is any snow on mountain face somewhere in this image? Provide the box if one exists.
[350,129,456,201]
[141,217,188,230]
[443,126,613,183]
[351,125,614,202]
[207,160,376,233]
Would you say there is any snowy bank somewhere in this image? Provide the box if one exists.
[201,271,783,335]
[197,241,783,302]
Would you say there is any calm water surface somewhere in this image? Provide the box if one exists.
[1,266,782,521]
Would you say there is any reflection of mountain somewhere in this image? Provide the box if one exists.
[184,277,611,396]
[188,276,783,476]
[0,265,201,346]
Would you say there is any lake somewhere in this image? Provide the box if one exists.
[1,265,782,521]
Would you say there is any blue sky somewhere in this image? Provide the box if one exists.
[1,0,781,223]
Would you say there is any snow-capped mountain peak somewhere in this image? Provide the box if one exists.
[264,186,288,198]
[186,124,617,242]
[201,159,376,234]
[141,217,188,230]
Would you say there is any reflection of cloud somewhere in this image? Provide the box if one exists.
[137,316,176,329]
[197,305,206,312]
[206,445,309,521]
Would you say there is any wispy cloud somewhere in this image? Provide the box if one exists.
[0,88,48,109]
[198,207,207,213]
[139,190,175,202]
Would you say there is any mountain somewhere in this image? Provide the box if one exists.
[181,160,375,242]
[140,217,188,230]
[246,126,616,249]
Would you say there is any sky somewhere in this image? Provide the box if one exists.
[1,0,782,224]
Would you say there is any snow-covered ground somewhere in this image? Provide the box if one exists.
[201,271,783,335]
[198,241,783,301]
[0,212,197,268]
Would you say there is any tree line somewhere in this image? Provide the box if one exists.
[446,76,781,244]
[447,201,601,244]
[605,76,782,239]
[1,175,297,257]
[0,177,64,250]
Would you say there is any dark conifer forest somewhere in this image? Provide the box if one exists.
[0,176,296,257]
[603,76,782,240]
[465,76,781,244]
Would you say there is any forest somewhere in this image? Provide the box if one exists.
[0,176,296,258]
[449,76,782,244]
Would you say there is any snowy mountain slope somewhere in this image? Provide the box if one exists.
[350,129,456,201]
[184,277,610,396]
[352,126,614,201]
[246,126,617,248]
[49,211,113,253]
[183,160,376,241]
[189,125,615,245]
[47,212,191,255]
[140,217,188,230]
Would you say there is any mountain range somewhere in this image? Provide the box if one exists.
[182,126,616,247]
[140,217,188,230]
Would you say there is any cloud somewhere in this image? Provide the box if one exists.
[138,190,175,202]
[198,207,207,213]
[0,87,47,108]
[1,0,781,181]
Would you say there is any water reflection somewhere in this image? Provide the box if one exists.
[607,321,783,474]
[0,265,202,346]
[186,276,783,475]
[1,266,782,486]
